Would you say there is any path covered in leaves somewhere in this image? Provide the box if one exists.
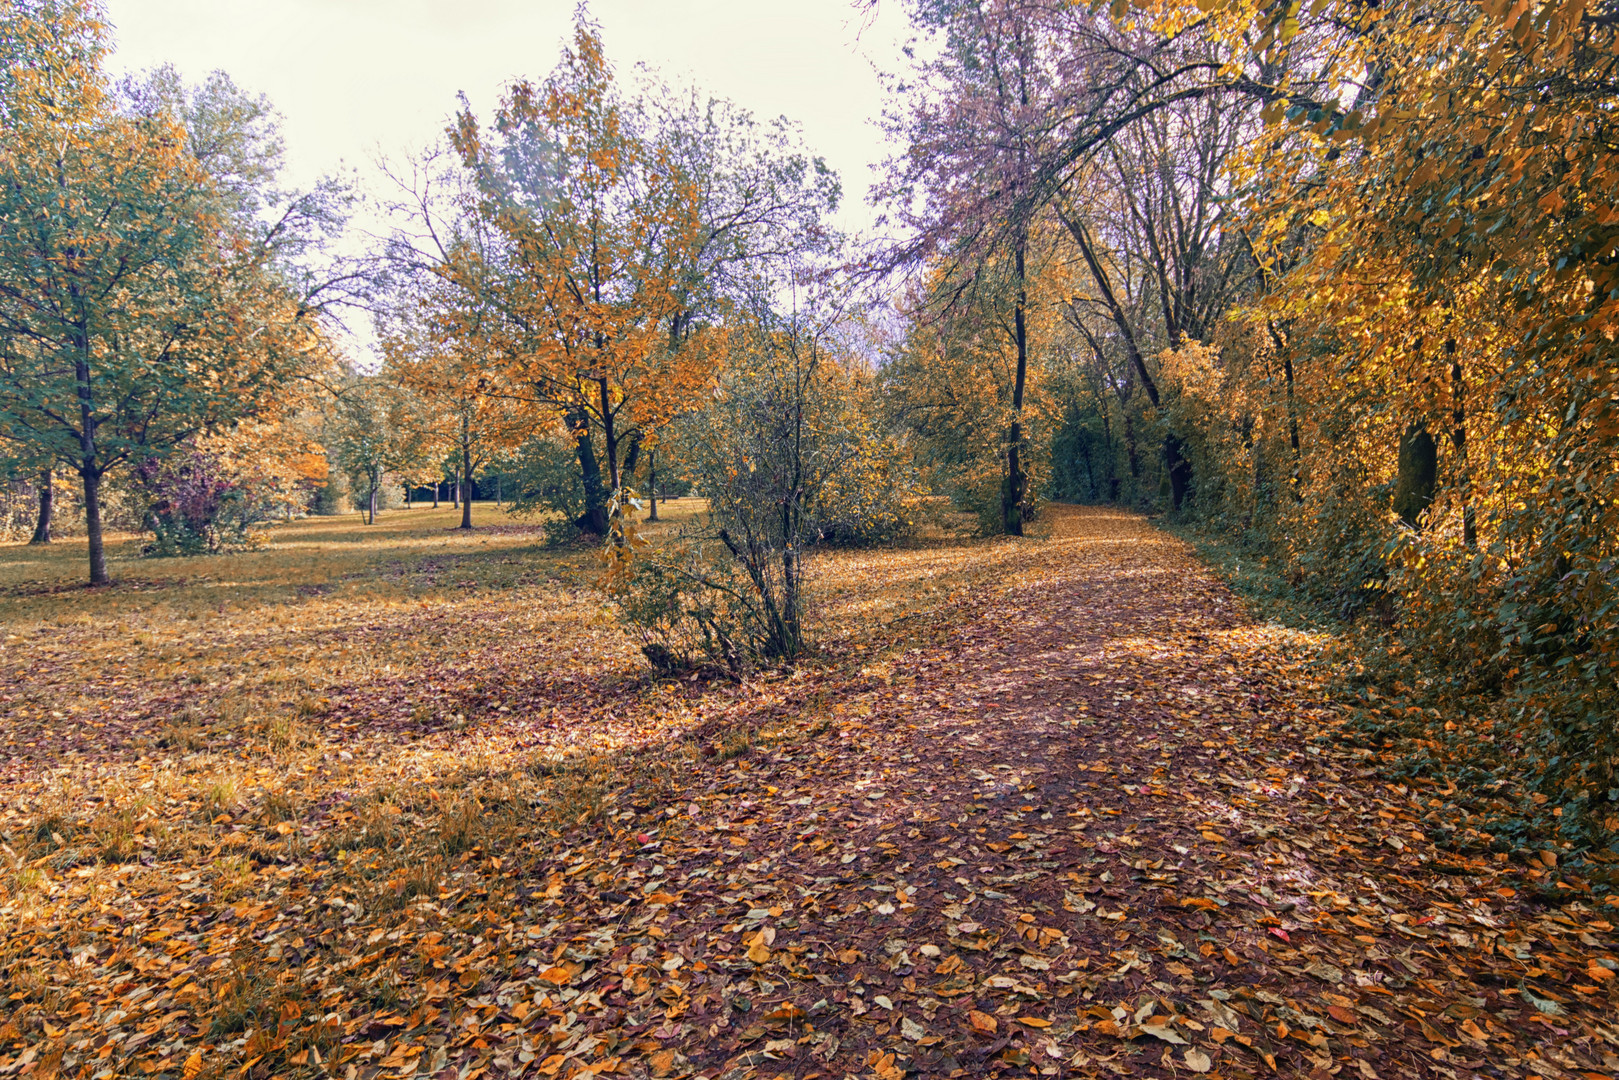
[566,508,1618,1080]
[3,508,1617,1080]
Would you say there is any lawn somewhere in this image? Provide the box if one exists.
[0,500,1094,1080]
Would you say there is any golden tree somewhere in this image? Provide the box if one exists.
[448,17,719,533]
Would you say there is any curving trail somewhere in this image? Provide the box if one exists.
[614,506,1618,1080]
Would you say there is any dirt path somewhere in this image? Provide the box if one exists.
[578,507,1618,1080]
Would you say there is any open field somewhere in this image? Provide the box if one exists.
[2,507,1616,1080]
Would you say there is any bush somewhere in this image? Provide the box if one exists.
[610,309,919,672]
[505,432,587,530]
[138,451,272,556]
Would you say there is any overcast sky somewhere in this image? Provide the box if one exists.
[100,0,912,238]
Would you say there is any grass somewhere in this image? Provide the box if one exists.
[0,500,1164,1079]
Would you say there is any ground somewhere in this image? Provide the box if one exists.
[1,505,1616,1080]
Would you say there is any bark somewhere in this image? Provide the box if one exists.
[599,377,621,491]
[647,448,659,521]
[1269,320,1302,500]
[1099,406,1121,503]
[1448,341,1477,548]
[460,445,474,530]
[1164,433,1191,512]
[28,469,53,545]
[75,343,108,584]
[82,467,107,585]
[1003,235,1029,536]
[572,411,608,534]
[1393,423,1437,528]
[1122,409,1142,491]
[433,483,440,508]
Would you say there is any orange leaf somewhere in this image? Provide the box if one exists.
[968,1010,997,1034]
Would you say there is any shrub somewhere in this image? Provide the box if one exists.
[139,450,272,556]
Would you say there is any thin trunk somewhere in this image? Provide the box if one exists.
[1164,434,1191,513]
[1121,408,1143,508]
[1270,321,1302,500]
[83,468,107,585]
[598,377,620,491]
[460,445,474,530]
[28,468,53,545]
[1004,235,1029,536]
[647,449,659,521]
[1099,405,1120,503]
[451,482,458,509]
[433,483,440,508]
[368,472,378,525]
[74,337,108,584]
[1448,341,1477,548]
[405,485,412,510]
[496,474,502,508]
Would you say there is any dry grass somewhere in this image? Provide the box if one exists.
[0,499,1143,1079]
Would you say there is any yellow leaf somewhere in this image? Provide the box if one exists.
[183,1051,204,1080]
[747,940,771,964]
[1017,1016,1052,1028]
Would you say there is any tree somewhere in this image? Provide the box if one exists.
[446,17,717,533]
[0,2,349,583]
[611,283,910,671]
[331,374,429,525]
[380,270,526,530]
[437,15,842,534]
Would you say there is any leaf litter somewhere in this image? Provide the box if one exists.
[1,506,1616,1080]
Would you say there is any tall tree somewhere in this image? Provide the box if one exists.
[447,17,719,533]
[380,272,526,531]
[0,2,349,583]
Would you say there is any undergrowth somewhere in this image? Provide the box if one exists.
[1170,518,1619,896]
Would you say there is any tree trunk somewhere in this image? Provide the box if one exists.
[405,485,412,509]
[647,449,659,521]
[75,348,106,585]
[1393,423,1437,528]
[598,377,621,492]
[1448,342,1477,548]
[1165,433,1191,512]
[1122,409,1142,495]
[460,446,474,530]
[1003,236,1029,536]
[1099,405,1120,503]
[29,468,53,545]
[433,483,440,508]
[368,475,378,525]
[572,411,608,534]
[82,467,108,585]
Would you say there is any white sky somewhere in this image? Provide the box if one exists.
[101,0,911,236]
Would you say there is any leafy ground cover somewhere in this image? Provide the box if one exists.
[2,506,1617,1080]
